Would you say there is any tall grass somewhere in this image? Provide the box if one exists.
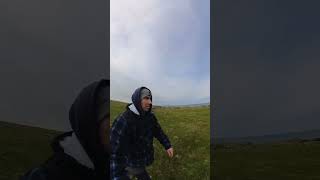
[111,101,211,180]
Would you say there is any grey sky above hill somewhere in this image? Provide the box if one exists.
[110,0,210,106]
[1,0,109,131]
[213,0,320,138]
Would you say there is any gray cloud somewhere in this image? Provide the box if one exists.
[213,0,320,138]
[110,0,210,105]
[1,0,108,131]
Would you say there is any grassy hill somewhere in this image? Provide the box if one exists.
[0,101,210,180]
[0,121,60,180]
[111,100,211,179]
[212,141,320,180]
[5,100,320,180]
[214,129,320,144]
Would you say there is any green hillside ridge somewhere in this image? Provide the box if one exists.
[110,100,210,179]
[3,100,319,180]
[212,141,320,180]
[0,121,60,180]
[0,100,210,180]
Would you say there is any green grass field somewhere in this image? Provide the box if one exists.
[212,142,320,180]
[111,101,211,180]
[0,121,59,180]
[2,101,320,180]
[0,101,210,180]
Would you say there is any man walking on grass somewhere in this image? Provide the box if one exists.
[110,87,174,180]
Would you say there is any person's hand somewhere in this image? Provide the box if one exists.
[166,147,174,158]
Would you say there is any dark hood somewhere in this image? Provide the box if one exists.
[68,79,109,174]
[131,86,152,116]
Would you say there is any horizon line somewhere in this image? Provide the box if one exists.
[110,99,210,107]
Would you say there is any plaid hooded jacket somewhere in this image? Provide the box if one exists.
[110,87,172,179]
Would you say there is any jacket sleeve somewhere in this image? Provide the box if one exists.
[20,167,47,180]
[110,115,130,180]
[152,114,172,150]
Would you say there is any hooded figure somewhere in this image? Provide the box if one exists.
[110,87,172,180]
[21,79,110,180]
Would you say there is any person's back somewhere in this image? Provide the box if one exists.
[21,79,110,180]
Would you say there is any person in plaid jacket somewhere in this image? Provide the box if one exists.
[110,87,174,180]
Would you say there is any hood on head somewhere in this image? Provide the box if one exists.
[68,79,109,171]
[131,86,152,115]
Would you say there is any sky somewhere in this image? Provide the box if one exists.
[213,0,320,138]
[6,0,319,139]
[110,0,210,106]
[1,0,109,131]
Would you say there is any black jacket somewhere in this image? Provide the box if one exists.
[21,79,110,180]
[110,87,171,179]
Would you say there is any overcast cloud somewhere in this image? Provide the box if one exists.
[213,0,320,138]
[110,0,210,105]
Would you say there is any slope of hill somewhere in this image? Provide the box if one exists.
[214,129,320,144]
[161,102,210,108]
[0,121,60,179]
[212,141,320,180]
[0,101,210,180]
[212,129,320,179]
[111,100,210,179]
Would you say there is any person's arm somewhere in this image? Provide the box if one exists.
[152,114,172,150]
[20,167,48,180]
[110,115,130,180]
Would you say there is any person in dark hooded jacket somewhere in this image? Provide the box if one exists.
[20,79,110,180]
[110,87,173,180]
